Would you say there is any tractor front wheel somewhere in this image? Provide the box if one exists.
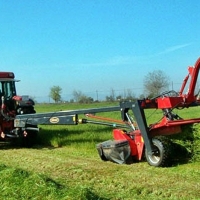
[145,136,172,167]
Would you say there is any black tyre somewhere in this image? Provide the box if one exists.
[22,130,38,148]
[145,136,172,167]
[21,125,38,148]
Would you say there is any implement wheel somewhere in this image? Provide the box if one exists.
[145,136,172,167]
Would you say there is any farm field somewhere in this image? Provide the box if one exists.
[0,102,199,199]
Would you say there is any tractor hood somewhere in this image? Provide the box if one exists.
[13,95,35,106]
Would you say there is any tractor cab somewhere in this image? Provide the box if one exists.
[0,72,18,111]
[0,72,17,99]
[0,72,35,117]
[0,81,17,99]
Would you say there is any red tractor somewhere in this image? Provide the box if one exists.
[0,72,36,145]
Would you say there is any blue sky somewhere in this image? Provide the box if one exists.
[0,1,200,102]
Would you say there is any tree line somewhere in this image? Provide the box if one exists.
[49,70,170,103]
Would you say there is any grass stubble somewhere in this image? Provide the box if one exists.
[0,103,199,199]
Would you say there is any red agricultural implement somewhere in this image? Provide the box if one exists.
[1,58,200,167]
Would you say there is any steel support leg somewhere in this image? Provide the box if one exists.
[131,100,154,155]
[120,101,154,155]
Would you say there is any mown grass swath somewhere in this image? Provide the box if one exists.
[0,102,199,199]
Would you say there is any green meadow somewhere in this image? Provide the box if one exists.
[0,102,199,200]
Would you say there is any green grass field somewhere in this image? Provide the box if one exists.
[0,102,199,199]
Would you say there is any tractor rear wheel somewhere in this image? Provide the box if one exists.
[145,136,172,167]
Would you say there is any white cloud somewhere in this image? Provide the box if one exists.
[156,43,192,55]
[64,43,193,68]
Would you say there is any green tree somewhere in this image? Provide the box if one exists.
[124,89,136,101]
[49,86,62,103]
[72,90,82,102]
[144,70,170,98]
[106,88,115,102]
[72,90,93,103]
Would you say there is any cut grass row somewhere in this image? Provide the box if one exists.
[0,102,199,199]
